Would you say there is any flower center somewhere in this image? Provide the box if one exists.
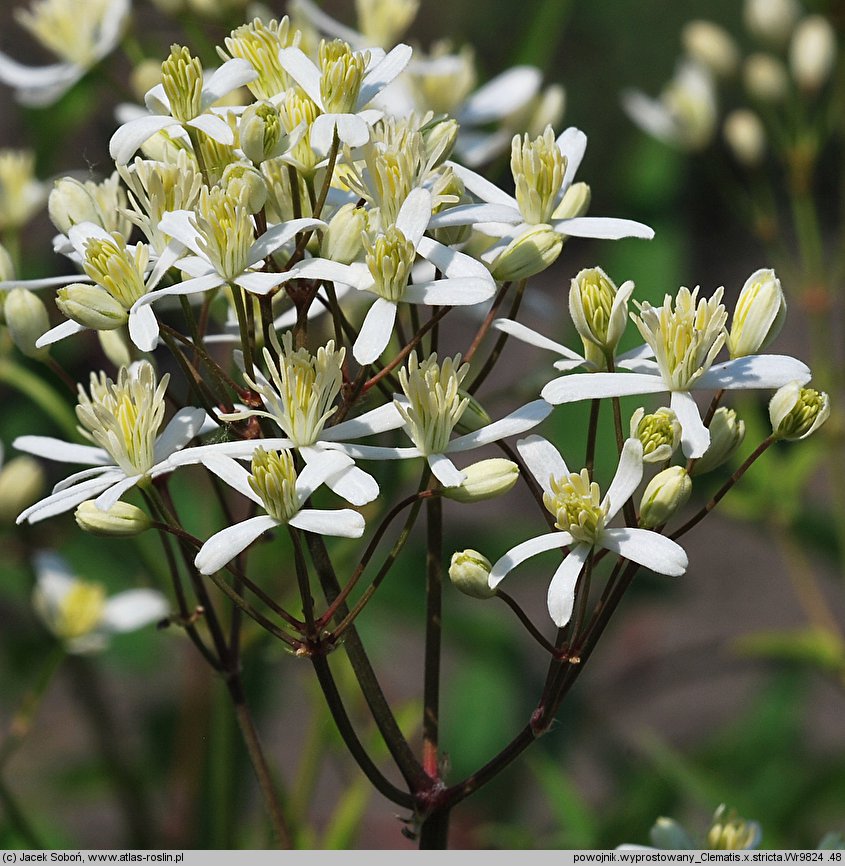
[395,353,470,454]
[634,408,678,458]
[511,126,566,225]
[16,0,112,65]
[161,44,204,123]
[56,580,106,640]
[75,361,168,476]
[278,89,322,173]
[318,40,368,114]
[543,470,607,544]
[82,233,149,309]
[633,286,727,390]
[223,17,298,101]
[248,448,300,523]
[366,225,416,302]
[193,186,254,280]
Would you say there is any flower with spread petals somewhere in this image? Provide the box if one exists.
[488,436,687,627]
[194,448,364,575]
[541,284,810,458]
[15,362,206,523]
[219,17,300,101]
[32,551,168,654]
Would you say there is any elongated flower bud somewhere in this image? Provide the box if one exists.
[75,500,152,536]
[57,283,128,330]
[0,456,44,524]
[691,407,745,475]
[569,266,633,368]
[442,459,519,504]
[5,288,49,359]
[723,110,766,167]
[682,21,739,78]
[790,16,837,92]
[727,268,785,357]
[449,550,496,599]
[491,225,562,281]
[769,382,830,441]
[639,466,692,528]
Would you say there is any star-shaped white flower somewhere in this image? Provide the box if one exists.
[488,436,688,627]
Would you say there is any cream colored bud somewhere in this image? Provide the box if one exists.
[130,59,163,103]
[728,268,786,358]
[790,16,837,92]
[240,101,284,164]
[744,0,800,45]
[569,266,633,368]
[744,54,789,102]
[639,466,692,529]
[691,407,745,475]
[682,20,739,78]
[222,164,268,213]
[723,110,766,167]
[706,805,761,851]
[448,549,496,599]
[442,459,519,504]
[5,288,49,359]
[48,178,100,235]
[57,283,128,330]
[555,181,590,220]
[98,329,134,368]
[491,225,562,281]
[322,203,368,264]
[421,117,459,168]
[75,500,152,536]
[0,243,13,282]
[0,456,45,524]
[769,381,830,441]
[630,406,681,464]
[453,391,492,435]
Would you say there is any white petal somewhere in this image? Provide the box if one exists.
[459,66,542,125]
[358,44,413,107]
[195,515,278,574]
[601,527,688,577]
[603,438,644,522]
[158,210,205,257]
[488,530,574,589]
[233,271,290,294]
[154,408,207,462]
[427,453,466,487]
[670,390,710,459]
[128,303,160,352]
[395,187,432,247]
[288,257,359,286]
[248,217,326,266]
[52,465,114,493]
[547,544,590,627]
[493,318,585,362]
[295,450,354,502]
[695,354,812,391]
[0,55,81,107]
[33,551,75,587]
[416,235,494,280]
[167,438,294,469]
[101,590,170,633]
[311,113,370,151]
[448,400,553,453]
[289,508,365,538]
[427,202,522,229]
[36,319,87,348]
[278,48,323,107]
[201,454,263,504]
[134,273,226,308]
[201,58,258,109]
[109,115,176,164]
[353,298,396,365]
[552,216,655,240]
[0,273,88,292]
[556,127,588,192]
[324,443,421,461]
[447,161,520,209]
[13,436,110,466]
[404,277,494,306]
[17,474,121,524]
[94,474,142,511]
[290,0,365,45]
[541,371,666,405]
[621,89,678,144]
[68,222,114,254]
[322,402,405,442]
[187,114,234,145]
[516,434,568,493]
[453,129,511,167]
[322,463,379,506]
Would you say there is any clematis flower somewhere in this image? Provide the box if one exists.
[488,436,688,627]
[16,362,206,524]
[0,0,130,107]
[194,448,365,575]
[32,550,169,654]
[540,286,811,458]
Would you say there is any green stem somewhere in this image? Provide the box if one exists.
[468,278,527,395]
[422,492,443,781]
[0,359,78,438]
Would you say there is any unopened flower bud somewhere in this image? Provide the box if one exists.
[491,225,562,281]
[4,288,49,359]
[75,500,152,536]
[630,406,681,463]
[0,243,13,282]
[240,101,284,164]
[555,181,590,220]
[421,117,459,168]
[222,164,268,213]
[49,178,100,235]
[442,459,519,504]
[724,110,766,167]
[322,203,368,264]
[449,549,496,599]
[790,15,837,92]
[639,466,692,528]
[744,0,800,46]
[692,407,745,475]
[706,805,762,851]
[682,20,739,78]
[130,59,163,102]
[728,268,786,358]
[0,456,45,524]
[744,54,789,102]
[770,381,830,441]
[569,266,633,368]
[454,391,491,435]
[57,283,128,330]
[98,329,134,368]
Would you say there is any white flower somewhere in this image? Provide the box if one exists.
[15,362,207,524]
[109,46,258,165]
[286,187,496,364]
[32,551,168,654]
[488,436,688,627]
[194,448,365,575]
[0,0,129,107]
[540,286,811,458]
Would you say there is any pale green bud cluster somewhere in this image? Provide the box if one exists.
[161,45,204,123]
[221,18,298,101]
[240,101,285,164]
[322,204,367,264]
[706,805,762,850]
[728,268,785,358]
[75,500,152,536]
[366,226,416,302]
[319,40,368,114]
[4,288,50,360]
[0,456,45,524]
[490,225,562,282]
[442,459,519,504]
[248,448,300,523]
[448,549,496,599]
[769,382,830,441]
[639,466,692,528]
[511,126,565,225]
[630,407,681,463]
[544,469,607,544]
[569,267,632,367]
[691,407,745,475]
[222,164,268,213]
[744,0,799,46]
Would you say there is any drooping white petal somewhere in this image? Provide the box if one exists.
[277,48,324,107]
[248,218,326,266]
[547,543,590,627]
[353,297,397,365]
[166,438,295,469]
[0,56,82,107]
[416,236,494,280]
[195,515,279,574]
[0,274,89,292]
[154,408,207,462]
[552,216,655,240]
[201,454,263,504]
[321,402,405,442]
[321,463,379,506]
[101,589,170,633]
[695,354,812,391]
[288,507,363,537]
[493,318,586,363]
[94,474,143,511]
[448,400,553,453]
[18,474,119,524]
[600,527,688,577]
[516,434,569,493]
[404,277,495,306]
[35,318,87,348]
[358,44,413,107]
[670,390,710,459]
[556,127,588,193]
[488,530,575,589]
[395,188,433,247]
[52,465,115,493]
[427,453,466,487]
[13,436,110,466]
[187,113,235,145]
[133,273,226,308]
[233,271,291,294]
[201,58,258,109]
[311,113,370,151]
[288,257,359,286]
[128,303,160,352]
[602,438,644,522]
[110,115,178,164]
[542,371,666,405]
[427,202,522,229]
[295,450,354,502]
[324,443,421,461]
[447,161,520,209]
[460,66,542,124]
